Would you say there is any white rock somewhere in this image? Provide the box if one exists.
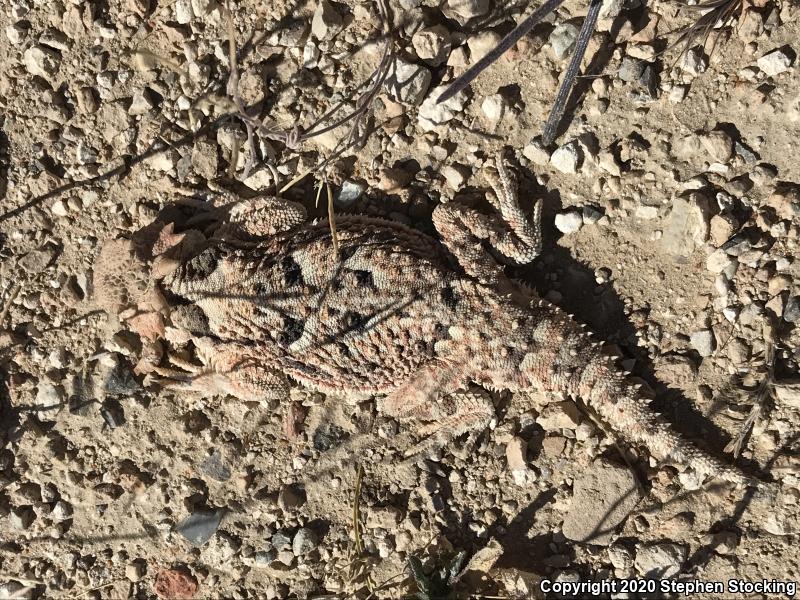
[418,85,467,131]
[506,437,536,485]
[23,45,59,78]
[537,400,582,429]
[335,180,366,208]
[660,194,713,256]
[128,89,154,115]
[549,22,580,60]
[550,141,582,174]
[706,249,736,274]
[191,0,218,17]
[311,0,343,40]
[412,25,451,67]
[242,168,274,191]
[51,200,69,217]
[554,211,584,234]
[635,205,659,219]
[75,141,98,165]
[682,47,707,76]
[757,48,794,77]
[669,84,688,104]
[385,58,431,106]
[52,500,73,521]
[690,329,715,357]
[5,22,26,45]
[467,31,501,63]
[36,383,63,410]
[600,0,624,19]
[303,41,320,68]
[174,0,193,23]
[481,94,506,121]
[775,385,800,410]
[441,164,470,190]
[763,514,788,536]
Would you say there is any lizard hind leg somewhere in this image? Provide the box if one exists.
[399,387,496,461]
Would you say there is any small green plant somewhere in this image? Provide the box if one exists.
[406,550,467,600]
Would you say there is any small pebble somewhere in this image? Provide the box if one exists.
[523,140,550,166]
[23,45,59,78]
[550,141,582,174]
[783,296,800,323]
[549,22,580,60]
[690,329,715,357]
[292,527,319,556]
[634,542,687,578]
[554,211,583,234]
[386,58,431,106]
[412,25,451,66]
[311,0,343,40]
[481,94,506,121]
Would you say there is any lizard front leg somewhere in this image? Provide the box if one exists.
[432,150,543,285]
[152,337,289,404]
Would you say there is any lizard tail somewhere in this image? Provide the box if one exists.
[573,350,755,487]
[523,304,755,487]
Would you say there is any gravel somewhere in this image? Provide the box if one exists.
[1,1,798,598]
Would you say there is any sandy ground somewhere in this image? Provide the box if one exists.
[0,0,799,597]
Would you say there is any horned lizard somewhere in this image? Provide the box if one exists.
[93,151,753,486]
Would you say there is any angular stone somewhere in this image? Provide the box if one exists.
[562,460,642,545]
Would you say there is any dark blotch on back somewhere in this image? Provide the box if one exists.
[339,246,358,261]
[278,315,304,346]
[440,285,459,310]
[353,269,374,288]
[186,248,218,280]
[343,311,367,333]
[281,254,304,287]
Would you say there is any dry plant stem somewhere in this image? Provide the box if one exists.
[224,0,260,180]
[436,0,567,105]
[670,0,744,64]
[327,182,340,259]
[278,117,392,194]
[0,283,22,329]
[219,0,394,184]
[725,343,775,458]
[352,463,365,555]
[541,0,602,146]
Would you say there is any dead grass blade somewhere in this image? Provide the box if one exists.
[0,283,22,329]
[326,183,340,259]
[671,0,745,63]
[725,336,776,458]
